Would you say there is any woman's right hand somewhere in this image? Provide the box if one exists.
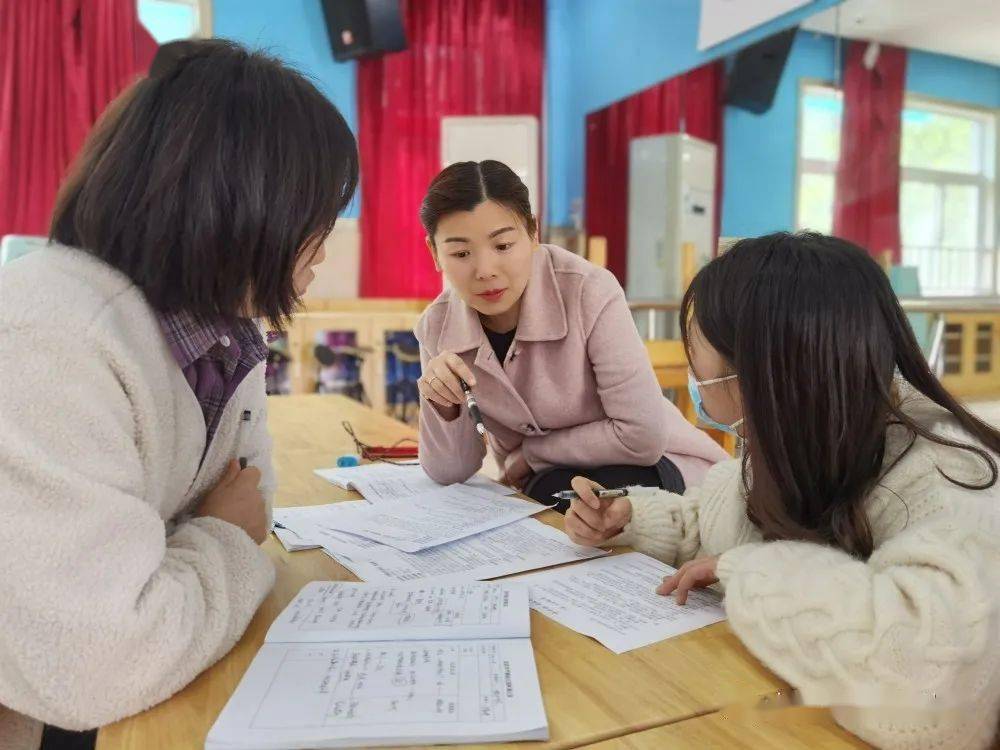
[565,476,632,547]
[417,351,477,409]
[195,460,268,544]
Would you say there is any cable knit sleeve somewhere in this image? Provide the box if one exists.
[610,459,744,565]
[715,468,1000,748]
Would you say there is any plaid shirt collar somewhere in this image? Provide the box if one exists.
[156,309,268,374]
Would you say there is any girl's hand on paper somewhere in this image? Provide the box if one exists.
[656,556,720,604]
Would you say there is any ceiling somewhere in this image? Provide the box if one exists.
[802,0,1000,67]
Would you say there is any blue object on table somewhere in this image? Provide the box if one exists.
[337,454,360,467]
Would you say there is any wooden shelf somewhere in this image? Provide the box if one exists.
[283,307,425,416]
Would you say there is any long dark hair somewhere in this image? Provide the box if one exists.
[420,160,536,243]
[681,232,1000,558]
[50,39,358,328]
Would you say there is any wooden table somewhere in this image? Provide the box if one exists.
[579,707,871,749]
[97,394,791,750]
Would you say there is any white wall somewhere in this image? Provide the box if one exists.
[304,218,361,299]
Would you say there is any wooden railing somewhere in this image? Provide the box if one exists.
[629,298,1000,400]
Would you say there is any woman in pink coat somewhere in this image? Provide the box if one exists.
[415,160,727,510]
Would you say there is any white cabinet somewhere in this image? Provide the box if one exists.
[627,134,717,337]
[440,116,540,216]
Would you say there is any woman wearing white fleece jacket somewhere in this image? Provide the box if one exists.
[566,233,1000,750]
[0,41,358,750]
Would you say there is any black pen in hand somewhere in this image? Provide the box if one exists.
[551,488,629,502]
[238,409,251,469]
[458,378,488,439]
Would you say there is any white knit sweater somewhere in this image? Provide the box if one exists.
[612,391,1000,749]
[0,247,276,750]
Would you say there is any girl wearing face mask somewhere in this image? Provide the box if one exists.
[566,232,1000,750]
[414,160,727,508]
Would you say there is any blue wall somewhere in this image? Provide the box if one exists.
[720,34,1000,238]
[545,0,843,227]
[214,0,359,217]
[215,0,840,227]
[720,31,834,237]
[907,48,1000,108]
[210,1,1000,234]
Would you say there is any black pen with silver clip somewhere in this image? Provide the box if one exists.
[458,378,487,439]
[551,487,629,502]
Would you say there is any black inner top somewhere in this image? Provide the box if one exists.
[484,326,516,366]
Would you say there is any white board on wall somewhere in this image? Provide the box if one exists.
[698,0,810,50]
[440,116,540,216]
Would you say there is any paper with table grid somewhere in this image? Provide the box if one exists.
[264,580,531,642]
[205,581,548,749]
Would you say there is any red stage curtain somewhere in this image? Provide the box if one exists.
[833,41,906,262]
[0,0,154,239]
[357,0,544,298]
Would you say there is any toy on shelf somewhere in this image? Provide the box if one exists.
[385,331,422,424]
[264,333,291,395]
[314,330,372,404]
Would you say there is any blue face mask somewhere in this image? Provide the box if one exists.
[687,371,744,435]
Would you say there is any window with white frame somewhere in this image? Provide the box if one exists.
[137,0,212,43]
[797,82,998,297]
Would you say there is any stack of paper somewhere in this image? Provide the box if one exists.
[271,522,321,552]
[323,518,611,583]
[294,484,545,553]
[206,581,548,749]
[274,463,725,655]
[274,500,609,583]
[314,463,513,503]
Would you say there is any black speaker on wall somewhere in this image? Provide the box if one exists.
[725,27,797,114]
[321,0,407,61]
